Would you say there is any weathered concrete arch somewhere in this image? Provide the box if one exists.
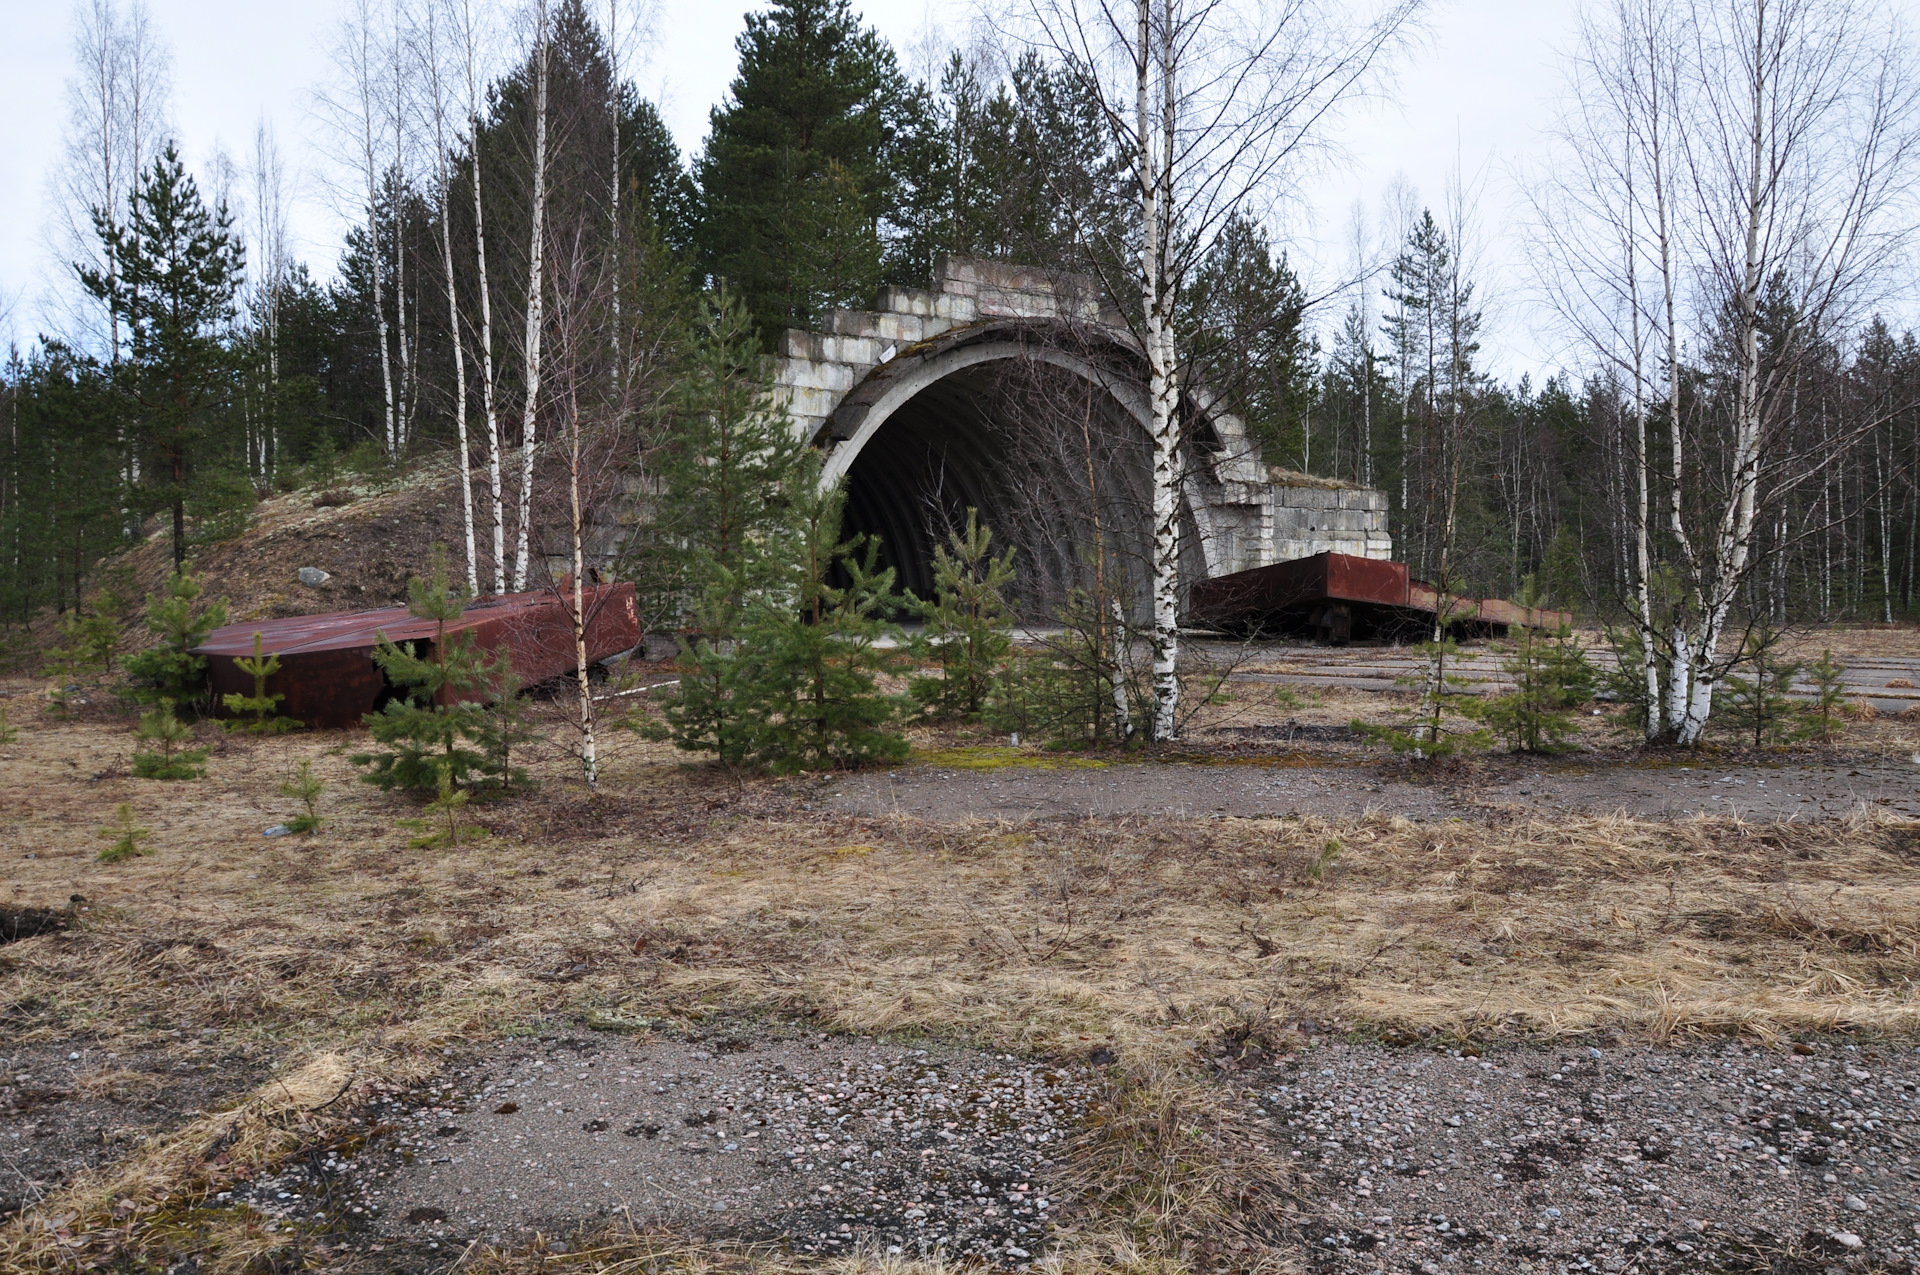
[775,257,1392,606]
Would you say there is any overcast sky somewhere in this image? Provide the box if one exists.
[0,0,1688,375]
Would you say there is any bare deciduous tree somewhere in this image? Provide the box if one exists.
[1010,0,1421,740]
[512,0,552,593]
[1535,0,1920,744]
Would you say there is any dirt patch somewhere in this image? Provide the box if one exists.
[1263,1038,1920,1272]
[0,1040,265,1217]
[229,1032,1092,1269]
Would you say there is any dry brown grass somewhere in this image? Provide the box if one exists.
[2,675,1919,1271]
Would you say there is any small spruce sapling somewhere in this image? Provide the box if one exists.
[1353,637,1492,758]
[0,703,16,744]
[45,588,127,676]
[131,702,209,779]
[742,481,909,773]
[353,547,491,793]
[910,509,1016,723]
[98,803,151,861]
[1803,649,1848,742]
[1479,624,1596,753]
[470,644,539,793]
[124,567,228,713]
[221,632,299,733]
[398,761,484,849]
[279,760,326,833]
[1716,629,1807,747]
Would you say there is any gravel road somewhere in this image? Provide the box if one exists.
[1260,1039,1920,1272]
[826,754,1920,822]
[230,1032,1095,1267]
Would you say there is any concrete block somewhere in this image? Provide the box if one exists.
[819,334,885,365]
[780,330,824,361]
[876,285,938,317]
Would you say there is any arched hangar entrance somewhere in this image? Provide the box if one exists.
[818,327,1221,618]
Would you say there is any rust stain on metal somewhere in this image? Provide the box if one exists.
[193,583,641,727]
[1187,552,1570,642]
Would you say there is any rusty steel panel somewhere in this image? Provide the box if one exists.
[1189,552,1569,642]
[194,583,641,728]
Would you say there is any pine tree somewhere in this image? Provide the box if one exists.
[1479,624,1597,754]
[1353,638,1492,759]
[131,701,209,779]
[649,292,815,765]
[221,631,299,733]
[694,0,909,337]
[1803,649,1849,742]
[78,145,245,570]
[742,481,908,773]
[352,547,492,793]
[98,804,152,862]
[1184,217,1318,468]
[910,509,1016,722]
[280,760,326,834]
[1717,630,1808,747]
[45,587,127,676]
[124,566,229,713]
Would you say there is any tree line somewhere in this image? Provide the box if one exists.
[3,0,1917,749]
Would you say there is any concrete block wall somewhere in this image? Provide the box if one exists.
[773,257,1395,575]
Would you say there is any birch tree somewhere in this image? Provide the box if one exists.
[1536,0,1920,744]
[457,0,508,594]
[421,0,479,593]
[323,0,401,461]
[52,0,171,364]
[512,0,552,592]
[1011,0,1420,741]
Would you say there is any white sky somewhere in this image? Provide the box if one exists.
[0,0,1742,377]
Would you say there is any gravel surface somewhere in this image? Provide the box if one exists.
[0,1040,264,1216]
[826,755,1920,822]
[230,1032,1095,1266]
[1260,1039,1920,1272]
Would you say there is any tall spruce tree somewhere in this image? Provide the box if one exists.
[1184,217,1317,469]
[694,0,910,339]
[79,144,244,569]
[648,291,815,764]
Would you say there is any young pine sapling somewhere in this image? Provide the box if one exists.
[221,632,300,733]
[98,803,152,862]
[131,702,210,779]
[280,759,326,834]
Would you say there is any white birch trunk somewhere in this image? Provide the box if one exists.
[512,0,551,593]
[427,1,478,595]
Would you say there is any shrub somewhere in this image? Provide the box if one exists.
[0,703,17,744]
[985,573,1144,749]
